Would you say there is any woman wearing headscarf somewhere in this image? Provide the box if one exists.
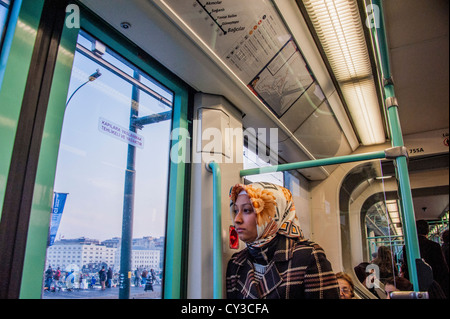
[226,182,339,299]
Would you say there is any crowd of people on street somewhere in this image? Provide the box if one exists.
[43,265,162,294]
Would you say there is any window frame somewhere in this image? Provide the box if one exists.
[17,1,192,299]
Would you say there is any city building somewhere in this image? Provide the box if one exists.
[45,236,164,273]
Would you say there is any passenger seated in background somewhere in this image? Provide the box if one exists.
[354,261,389,299]
[402,220,449,298]
[226,182,339,299]
[354,262,370,286]
[384,276,413,299]
[384,276,446,299]
[371,246,398,282]
[336,272,355,299]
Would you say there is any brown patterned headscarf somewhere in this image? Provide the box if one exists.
[229,182,304,247]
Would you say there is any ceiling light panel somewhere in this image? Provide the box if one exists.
[303,0,385,145]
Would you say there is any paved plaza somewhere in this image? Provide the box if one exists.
[42,284,162,299]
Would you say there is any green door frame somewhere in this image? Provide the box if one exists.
[0,0,44,223]
[0,0,67,299]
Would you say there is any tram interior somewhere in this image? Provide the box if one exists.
[0,0,447,299]
[77,0,448,298]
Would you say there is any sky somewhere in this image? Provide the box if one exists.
[53,32,172,241]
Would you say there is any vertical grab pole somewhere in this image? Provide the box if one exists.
[386,98,421,292]
[372,0,421,291]
[119,71,140,299]
[207,161,223,299]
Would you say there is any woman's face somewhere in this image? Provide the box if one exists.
[384,283,398,299]
[338,278,353,299]
[233,194,258,243]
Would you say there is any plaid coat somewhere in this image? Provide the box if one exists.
[226,236,340,299]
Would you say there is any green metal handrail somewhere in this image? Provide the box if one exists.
[208,161,223,299]
[240,150,386,177]
[367,235,404,239]
[372,0,422,292]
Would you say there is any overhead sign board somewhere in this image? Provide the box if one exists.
[404,129,449,157]
[161,0,314,117]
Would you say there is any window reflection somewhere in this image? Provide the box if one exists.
[339,161,402,299]
[243,144,283,186]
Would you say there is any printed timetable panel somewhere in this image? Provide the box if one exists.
[161,0,314,117]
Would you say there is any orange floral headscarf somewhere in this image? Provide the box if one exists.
[229,182,304,247]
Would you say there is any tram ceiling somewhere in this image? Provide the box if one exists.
[383,0,449,136]
[380,0,449,226]
[413,191,449,221]
[78,0,448,182]
[77,0,348,180]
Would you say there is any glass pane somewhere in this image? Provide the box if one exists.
[293,100,352,159]
[280,81,325,132]
[249,40,314,117]
[365,199,403,278]
[42,30,173,299]
[339,160,402,299]
[243,144,283,186]
[161,0,315,119]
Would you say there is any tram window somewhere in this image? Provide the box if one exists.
[243,145,283,186]
[294,100,352,159]
[0,0,9,48]
[366,199,404,275]
[42,30,172,299]
[280,82,325,132]
[339,161,402,298]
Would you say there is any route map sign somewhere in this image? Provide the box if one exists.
[162,0,314,117]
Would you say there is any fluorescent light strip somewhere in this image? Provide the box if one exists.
[341,79,384,144]
[303,0,385,145]
[306,3,371,81]
[386,200,403,236]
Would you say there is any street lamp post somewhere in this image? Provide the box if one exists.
[65,69,102,107]
[117,71,173,299]
[119,71,140,299]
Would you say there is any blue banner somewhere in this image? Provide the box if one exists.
[48,192,68,246]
